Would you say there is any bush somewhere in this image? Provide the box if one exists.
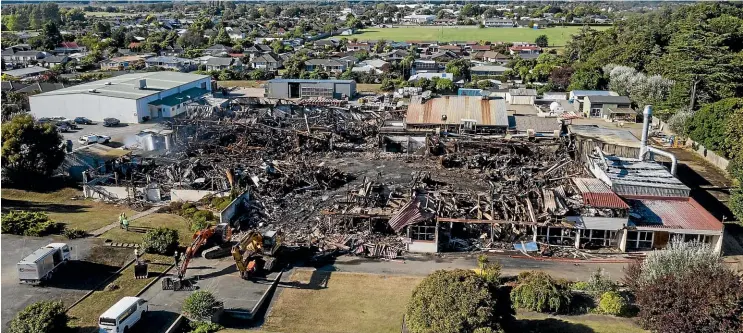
[584,268,617,297]
[8,300,68,333]
[476,255,501,285]
[571,281,589,291]
[510,271,572,313]
[141,227,179,254]
[1,211,61,236]
[191,210,215,231]
[63,228,87,239]
[183,291,220,322]
[632,238,721,287]
[598,291,627,316]
[405,269,501,333]
[189,321,223,333]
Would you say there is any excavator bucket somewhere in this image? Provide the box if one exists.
[134,262,149,279]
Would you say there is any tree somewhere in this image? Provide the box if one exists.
[435,78,456,93]
[568,67,603,90]
[688,98,743,157]
[1,115,64,186]
[380,78,395,91]
[405,270,501,333]
[212,28,231,46]
[9,301,68,333]
[535,35,549,47]
[183,291,220,322]
[40,22,62,51]
[445,59,471,79]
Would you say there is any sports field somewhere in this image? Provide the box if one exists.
[345,26,609,46]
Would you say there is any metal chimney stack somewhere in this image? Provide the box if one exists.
[640,105,652,158]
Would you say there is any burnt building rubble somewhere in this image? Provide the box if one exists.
[79,99,724,259]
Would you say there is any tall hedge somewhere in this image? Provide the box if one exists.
[405,269,499,333]
[141,227,179,254]
[9,300,68,333]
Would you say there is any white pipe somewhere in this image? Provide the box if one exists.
[644,146,678,176]
[640,105,652,158]
[638,105,678,176]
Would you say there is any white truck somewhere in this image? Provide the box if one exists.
[78,134,111,145]
[17,243,71,285]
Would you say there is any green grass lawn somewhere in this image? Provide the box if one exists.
[217,80,266,88]
[344,26,610,46]
[98,213,194,246]
[67,254,171,332]
[357,83,383,93]
[1,188,135,232]
[84,11,140,18]
[516,311,646,333]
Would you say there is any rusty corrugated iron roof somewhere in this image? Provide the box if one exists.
[627,196,723,231]
[387,198,429,232]
[572,178,629,209]
[405,96,508,127]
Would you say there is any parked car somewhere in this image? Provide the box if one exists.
[74,117,94,125]
[78,134,111,145]
[62,119,79,130]
[103,118,120,127]
[56,122,72,132]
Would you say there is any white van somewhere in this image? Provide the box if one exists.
[98,296,148,333]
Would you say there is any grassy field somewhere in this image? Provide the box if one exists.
[262,270,421,333]
[255,269,645,333]
[357,83,383,93]
[98,213,194,246]
[1,188,135,232]
[84,11,140,18]
[67,253,171,332]
[345,26,610,46]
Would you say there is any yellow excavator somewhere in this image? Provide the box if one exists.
[231,229,284,279]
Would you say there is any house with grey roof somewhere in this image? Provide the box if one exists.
[583,95,635,120]
[2,49,46,66]
[305,59,346,73]
[251,53,282,70]
[205,57,242,71]
[41,55,72,68]
[145,56,196,72]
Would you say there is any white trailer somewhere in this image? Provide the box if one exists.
[17,243,71,285]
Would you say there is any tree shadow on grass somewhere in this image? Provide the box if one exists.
[508,318,596,333]
[1,199,90,213]
[43,261,122,291]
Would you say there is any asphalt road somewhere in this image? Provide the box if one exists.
[61,121,162,150]
[1,235,124,329]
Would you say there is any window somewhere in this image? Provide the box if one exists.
[590,108,602,117]
[99,317,117,326]
[676,233,713,244]
[579,229,617,247]
[409,222,436,241]
[117,304,137,323]
[627,231,653,250]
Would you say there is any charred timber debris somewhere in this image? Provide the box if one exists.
[86,98,619,260]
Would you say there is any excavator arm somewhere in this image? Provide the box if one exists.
[231,231,263,278]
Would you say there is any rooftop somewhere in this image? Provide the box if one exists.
[31,72,210,100]
[586,95,632,104]
[509,114,562,133]
[572,177,629,209]
[569,125,641,148]
[590,155,691,197]
[73,143,131,161]
[627,196,723,232]
[268,79,355,84]
[149,87,209,106]
[3,66,49,77]
[406,96,509,127]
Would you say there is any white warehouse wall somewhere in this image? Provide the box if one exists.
[30,94,139,123]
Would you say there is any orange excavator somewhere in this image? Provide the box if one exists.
[231,230,284,279]
[162,223,232,290]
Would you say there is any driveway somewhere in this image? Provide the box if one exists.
[1,235,127,328]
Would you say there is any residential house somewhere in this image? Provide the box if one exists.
[226,27,245,40]
[338,28,355,36]
[161,45,184,57]
[54,42,86,55]
[402,14,436,24]
[251,53,282,71]
[145,56,196,72]
[351,59,390,74]
[471,65,507,77]
[508,45,541,59]
[205,57,243,71]
[16,82,66,94]
[408,72,454,82]
[305,59,346,73]
[506,88,537,105]
[2,66,50,79]
[482,51,510,64]
[425,50,460,64]
[117,48,134,56]
[347,43,372,52]
[2,49,45,66]
[582,95,634,120]
[413,59,438,72]
[205,44,231,56]
[469,44,492,52]
[40,55,72,68]
[333,55,358,69]
[483,18,515,27]
[569,90,619,112]
[439,44,463,55]
[380,49,409,63]
[100,55,147,71]
[313,40,337,50]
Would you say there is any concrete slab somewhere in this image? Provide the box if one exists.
[135,255,276,331]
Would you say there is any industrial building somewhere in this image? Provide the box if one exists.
[29,72,212,124]
[265,79,356,99]
[405,95,509,134]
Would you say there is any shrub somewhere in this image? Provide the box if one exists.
[63,228,87,239]
[476,255,502,285]
[634,266,743,333]
[191,210,215,231]
[635,238,721,286]
[584,268,617,297]
[8,300,68,333]
[571,281,589,291]
[510,271,572,313]
[1,211,61,236]
[598,291,627,316]
[189,321,223,333]
[141,227,179,254]
[405,269,501,333]
[183,291,220,322]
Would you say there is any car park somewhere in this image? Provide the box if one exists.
[56,122,72,133]
[78,134,111,145]
[103,118,121,127]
